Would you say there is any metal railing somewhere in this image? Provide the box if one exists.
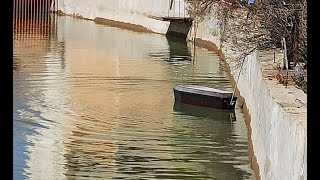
[167,0,188,18]
[13,0,59,20]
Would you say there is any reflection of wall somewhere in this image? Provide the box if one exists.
[24,75,70,179]
[60,16,174,115]
[13,39,49,72]
[16,26,70,179]
[57,16,176,177]
[13,18,52,72]
[171,105,253,179]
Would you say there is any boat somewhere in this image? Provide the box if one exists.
[173,85,237,109]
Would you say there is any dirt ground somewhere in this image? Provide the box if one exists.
[259,49,307,92]
[259,49,307,128]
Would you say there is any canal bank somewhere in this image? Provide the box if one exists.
[56,1,307,179]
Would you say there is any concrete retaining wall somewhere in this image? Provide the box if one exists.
[58,0,173,34]
[194,14,307,180]
[57,1,307,179]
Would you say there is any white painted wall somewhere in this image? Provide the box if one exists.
[234,52,307,180]
[192,14,307,179]
[57,1,307,179]
[58,0,174,34]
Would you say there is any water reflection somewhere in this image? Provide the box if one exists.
[13,15,254,179]
[170,105,252,179]
[13,14,70,180]
[173,102,236,121]
[166,35,192,61]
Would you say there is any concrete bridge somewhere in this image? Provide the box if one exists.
[152,0,193,39]
[162,16,193,38]
[13,0,192,39]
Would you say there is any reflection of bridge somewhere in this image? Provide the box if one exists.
[13,12,62,72]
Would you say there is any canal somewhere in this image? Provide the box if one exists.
[13,15,255,179]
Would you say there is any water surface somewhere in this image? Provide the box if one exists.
[13,15,255,179]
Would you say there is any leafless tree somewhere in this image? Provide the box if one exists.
[185,0,306,92]
[185,0,307,69]
[185,0,215,22]
[185,0,215,61]
[215,0,307,68]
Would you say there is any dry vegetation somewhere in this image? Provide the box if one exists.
[185,0,307,93]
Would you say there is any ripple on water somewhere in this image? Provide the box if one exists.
[13,15,254,179]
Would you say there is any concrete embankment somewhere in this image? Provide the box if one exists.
[57,1,307,179]
[193,12,307,180]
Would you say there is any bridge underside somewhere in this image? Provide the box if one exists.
[161,17,193,39]
[161,16,193,22]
